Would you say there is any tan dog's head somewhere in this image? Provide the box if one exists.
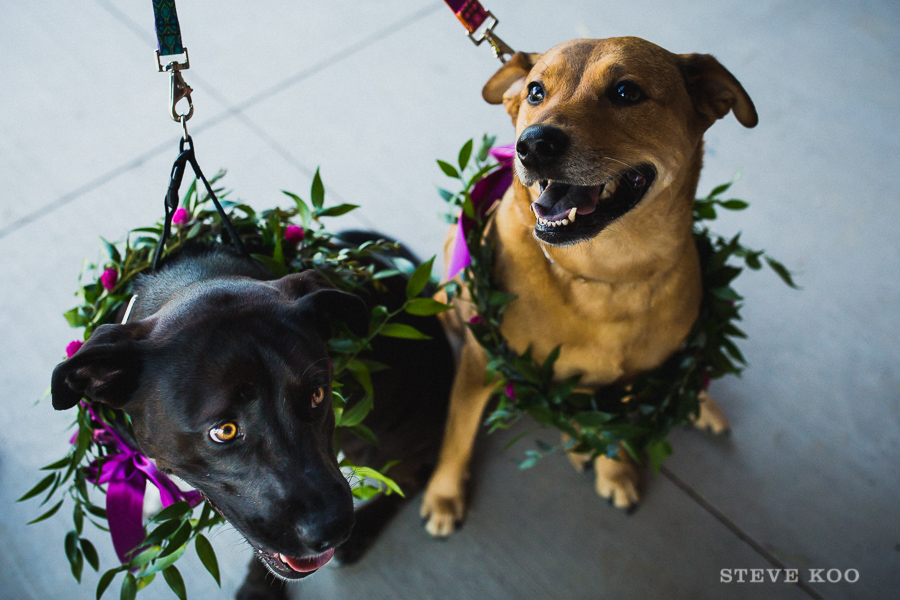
[484,37,757,247]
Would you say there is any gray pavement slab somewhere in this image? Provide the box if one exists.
[1,0,898,599]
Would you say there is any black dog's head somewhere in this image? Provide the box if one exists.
[51,270,368,579]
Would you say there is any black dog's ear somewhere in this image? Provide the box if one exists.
[295,288,369,340]
[678,53,758,129]
[483,51,543,121]
[50,321,153,411]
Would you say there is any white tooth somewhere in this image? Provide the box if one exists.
[567,207,577,222]
[599,187,612,200]
[562,219,570,226]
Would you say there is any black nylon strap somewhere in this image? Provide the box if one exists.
[152,137,248,271]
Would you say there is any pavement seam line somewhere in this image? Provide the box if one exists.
[0,3,439,242]
[660,464,825,600]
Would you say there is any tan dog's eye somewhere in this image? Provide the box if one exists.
[526,82,545,106]
[610,80,645,106]
[209,422,240,443]
[312,387,326,408]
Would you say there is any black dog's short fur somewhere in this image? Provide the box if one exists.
[51,236,452,598]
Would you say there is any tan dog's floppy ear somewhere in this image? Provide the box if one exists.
[482,51,542,121]
[679,53,758,129]
[50,321,154,410]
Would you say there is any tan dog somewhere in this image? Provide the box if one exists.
[421,37,757,537]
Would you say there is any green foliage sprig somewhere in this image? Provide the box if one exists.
[438,136,798,470]
[21,170,442,599]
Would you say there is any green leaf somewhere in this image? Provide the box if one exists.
[706,180,734,199]
[282,191,312,228]
[70,548,84,582]
[140,543,187,577]
[27,498,64,524]
[437,159,460,179]
[150,500,193,523]
[18,473,56,502]
[128,545,162,569]
[572,411,615,428]
[97,568,118,600]
[80,538,100,571]
[250,253,289,278]
[378,323,431,340]
[100,237,122,263]
[404,297,452,316]
[317,203,359,218]
[488,291,517,306]
[120,573,137,600]
[406,256,435,299]
[718,199,749,210]
[437,187,456,202]
[350,466,405,497]
[41,456,73,471]
[646,439,673,473]
[65,529,79,564]
[765,257,799,289]
[163,566,187,600]
[339,395,373,428]
[195,534,221,587]
[311,168,325,209]
[159,521,192,558]
[458,138,474,171]
[63,307,89,328]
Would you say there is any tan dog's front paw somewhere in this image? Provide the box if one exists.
[594,450,641,510]
[692,390,731,434]
[420,486,466,538]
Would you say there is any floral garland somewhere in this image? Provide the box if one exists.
[437,135,798,470]
[20,170,440,600]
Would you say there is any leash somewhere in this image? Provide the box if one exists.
[442,0,515,62]
[150,0,248,271]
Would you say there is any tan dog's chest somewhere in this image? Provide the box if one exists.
[488,188,702,387]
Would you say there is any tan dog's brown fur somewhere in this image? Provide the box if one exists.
[421,37,757,536]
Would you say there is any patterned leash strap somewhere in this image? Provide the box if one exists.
[443,0,515,62]
[148,0,248,269]
[152,0,193,132]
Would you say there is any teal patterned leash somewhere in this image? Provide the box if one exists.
[152,0,184,57]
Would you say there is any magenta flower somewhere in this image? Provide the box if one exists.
[468,315,484,325]
[172,207,191,226]
[505,381,516,399]
[100,268,118,291]
[65,340,84,358]
[284,225,305,245]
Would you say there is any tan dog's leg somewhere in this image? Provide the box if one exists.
[594,446,641,509]
[421,340,492,537]
[692,390,731,434]
[562,433,593,472]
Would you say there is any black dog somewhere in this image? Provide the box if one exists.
[51,236,453,598]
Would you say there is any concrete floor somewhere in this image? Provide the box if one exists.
[1,0,898,599]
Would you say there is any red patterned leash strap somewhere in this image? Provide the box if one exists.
[443,0,515,62]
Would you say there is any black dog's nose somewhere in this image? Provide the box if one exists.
[299,509,354,553]
[516,125,569,170]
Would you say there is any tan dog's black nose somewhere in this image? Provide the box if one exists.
[516,125,569,170]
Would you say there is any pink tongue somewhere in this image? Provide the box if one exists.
[283,548,335,572]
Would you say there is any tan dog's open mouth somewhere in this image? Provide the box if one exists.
[530,164,656,245]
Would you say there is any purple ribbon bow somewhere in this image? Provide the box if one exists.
[77,404,202,563]
[447,143,515,279]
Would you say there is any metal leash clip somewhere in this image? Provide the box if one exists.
[467,13,514,63]
[156,48,193,134]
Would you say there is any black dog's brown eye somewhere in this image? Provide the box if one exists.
[209,422,239,443]
[526,82,545,106]
[609,80,645,106]
[311,387,326,408]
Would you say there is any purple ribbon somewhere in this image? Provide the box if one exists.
[76,404,202,563]
[447,144,515,279]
